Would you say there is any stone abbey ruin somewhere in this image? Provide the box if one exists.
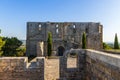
[26,22,103,57]
[0,22,120,80]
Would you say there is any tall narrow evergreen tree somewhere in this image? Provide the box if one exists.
[47,32,52,56]
[114,33,119,49]
[82,32,86,49]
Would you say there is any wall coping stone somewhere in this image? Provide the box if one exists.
[86,49,120,68]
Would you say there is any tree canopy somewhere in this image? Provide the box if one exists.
[0,37,5,56]
[2,37,23,56]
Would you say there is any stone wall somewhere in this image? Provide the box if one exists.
[86,49,120,80]
[26,22,103,56]
[0,49,120,80]
[60,49,120,80]
[0,57,45,80]
[60,49,86,80]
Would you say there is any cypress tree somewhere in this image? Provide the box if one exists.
[114,33,119,49]
[82,32,86,49]
[47,32,52,56]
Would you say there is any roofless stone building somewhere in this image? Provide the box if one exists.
[26,22,103,57]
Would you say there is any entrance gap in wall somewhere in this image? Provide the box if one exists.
[58,46,65,56]
[67,53,77,68]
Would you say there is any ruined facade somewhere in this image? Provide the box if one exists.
[26,22,103,56]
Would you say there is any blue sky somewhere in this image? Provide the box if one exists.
[0,0,120,42]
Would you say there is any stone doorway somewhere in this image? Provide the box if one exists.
[58,46,65,56]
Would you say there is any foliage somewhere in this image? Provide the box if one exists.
[47,32,52,56]
[16,47,26,56]
[82,32,86,49]
[103,42,112,49]
[0,37,5,56]
[114,33,119,49]
[2,37,23,56]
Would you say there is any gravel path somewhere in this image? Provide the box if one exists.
[45,58,59,80]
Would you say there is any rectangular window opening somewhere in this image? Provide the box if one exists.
[67,54,77,68]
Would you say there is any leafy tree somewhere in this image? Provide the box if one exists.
[2,37,22,56]
[103,42,112,49]
[82,32,86,49]
[0,37,5,56]
[114,33,119,49]
[16,47,26,56]
[47,32,52,56]
[0,30,5,56]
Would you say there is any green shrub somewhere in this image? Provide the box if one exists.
[103,42,112,49]
[16,47,26,56]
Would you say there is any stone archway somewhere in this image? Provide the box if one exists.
[58,46,65,56]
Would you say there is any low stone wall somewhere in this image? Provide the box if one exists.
[0,50,120,80]
[0,57,45,80]
[60,49,86,80]
[60,49,120,80]
[86,49,120,80]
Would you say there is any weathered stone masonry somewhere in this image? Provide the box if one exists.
[60,49,120,80]
[86,50,120,80]
[0,50,120,80]
[26,22,103,57]
[0,57,45,80]
[60,49,86,80]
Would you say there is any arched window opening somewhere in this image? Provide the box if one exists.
[56,24,59,34]
[56,24,58,28]
[86,28,88,33]
[73,25,76,33]
[73,25,76,29]
[56,29,59,34]
[38,24,42,30]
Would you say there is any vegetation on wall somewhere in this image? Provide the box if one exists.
[114,33,119,49]
[47,32,52,56]
[82,32,86,49]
